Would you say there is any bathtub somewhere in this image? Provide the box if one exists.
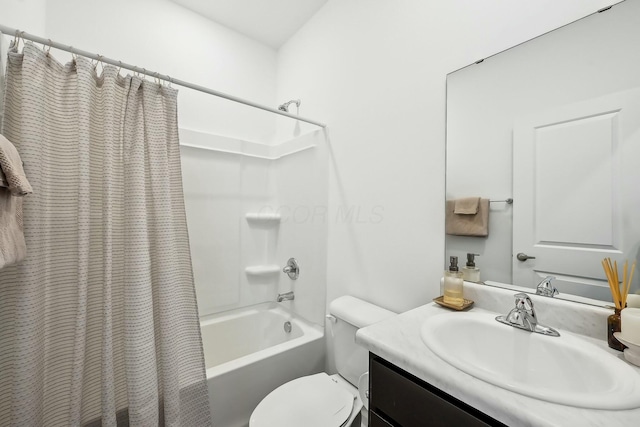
[201,302,324,427]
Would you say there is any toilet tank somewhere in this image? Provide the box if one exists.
[329,296,396,386]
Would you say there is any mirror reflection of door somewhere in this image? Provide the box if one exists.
[512,88,640,301]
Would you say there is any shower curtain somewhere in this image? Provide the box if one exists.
[0,43,211,426]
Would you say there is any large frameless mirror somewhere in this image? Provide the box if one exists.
[445,0,640,307]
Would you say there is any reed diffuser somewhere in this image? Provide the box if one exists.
[601,258,636,351]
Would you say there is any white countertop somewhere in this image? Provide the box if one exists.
[356,300,640,427]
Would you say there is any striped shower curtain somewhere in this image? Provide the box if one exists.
[0,43,211,426]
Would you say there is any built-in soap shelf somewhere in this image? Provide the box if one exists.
[245,212,280,279]
[245,265,280,277]
[245,212,281,223]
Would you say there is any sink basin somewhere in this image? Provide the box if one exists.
[421,311,640,409]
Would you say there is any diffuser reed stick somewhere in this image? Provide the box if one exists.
[601,258,636,310]
[602,258,636,351]
[625,262,636,308]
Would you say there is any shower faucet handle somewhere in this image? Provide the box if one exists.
[283,258,299,280]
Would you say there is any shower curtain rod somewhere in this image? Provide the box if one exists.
[0,24,326,128]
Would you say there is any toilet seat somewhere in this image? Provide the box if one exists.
[250,373,356,427]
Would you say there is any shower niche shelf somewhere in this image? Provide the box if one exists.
[245,212,281,224]
[245,265,280,277]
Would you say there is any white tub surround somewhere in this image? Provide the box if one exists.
[201,303,324,427]
[356,282,640,427]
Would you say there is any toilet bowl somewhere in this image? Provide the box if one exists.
[249,296,395,427]
[250,372,362,427]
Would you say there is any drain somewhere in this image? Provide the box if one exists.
[284,321,292,333]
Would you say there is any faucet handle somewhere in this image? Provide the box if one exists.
[514,293,534,311]
[496,292,559,336]
[282,258,299,280]
[536,276,559,297]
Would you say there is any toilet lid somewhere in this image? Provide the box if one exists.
[250,373,355,427]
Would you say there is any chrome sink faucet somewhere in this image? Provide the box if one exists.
[496,293,560,337]
[536,275,558,297]
[277,291,295,302]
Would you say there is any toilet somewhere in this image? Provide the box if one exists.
[249,296,395,427]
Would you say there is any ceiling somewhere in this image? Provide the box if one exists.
[171,0,328,49]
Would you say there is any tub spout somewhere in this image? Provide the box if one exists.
[277,291,295,302]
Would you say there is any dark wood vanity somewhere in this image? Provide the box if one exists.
[368,354,507,427]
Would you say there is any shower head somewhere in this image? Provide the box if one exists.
[278,99,301,113]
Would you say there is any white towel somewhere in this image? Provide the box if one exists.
[0,134,32,196]
[0,189,26,268]
[0,134,31,268]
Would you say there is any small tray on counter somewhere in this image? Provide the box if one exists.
[433,296,474,311]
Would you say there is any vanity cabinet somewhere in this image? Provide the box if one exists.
[368,354,506,427]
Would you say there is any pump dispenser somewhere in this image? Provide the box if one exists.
[462,253,481,282]
[443,256,464,307]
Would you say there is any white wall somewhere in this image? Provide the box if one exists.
[1,0,279,143]
[277,0,619,317]
[0,0,46,34]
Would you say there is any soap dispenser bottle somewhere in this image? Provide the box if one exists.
[462,253,480,282]
[444,256,464,307]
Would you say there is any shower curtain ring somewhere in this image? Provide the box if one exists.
[12,30,24,50]
[10,30,18,50]
[95,55,105,74]
[46,39,52,54]
[117,61,123,74]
